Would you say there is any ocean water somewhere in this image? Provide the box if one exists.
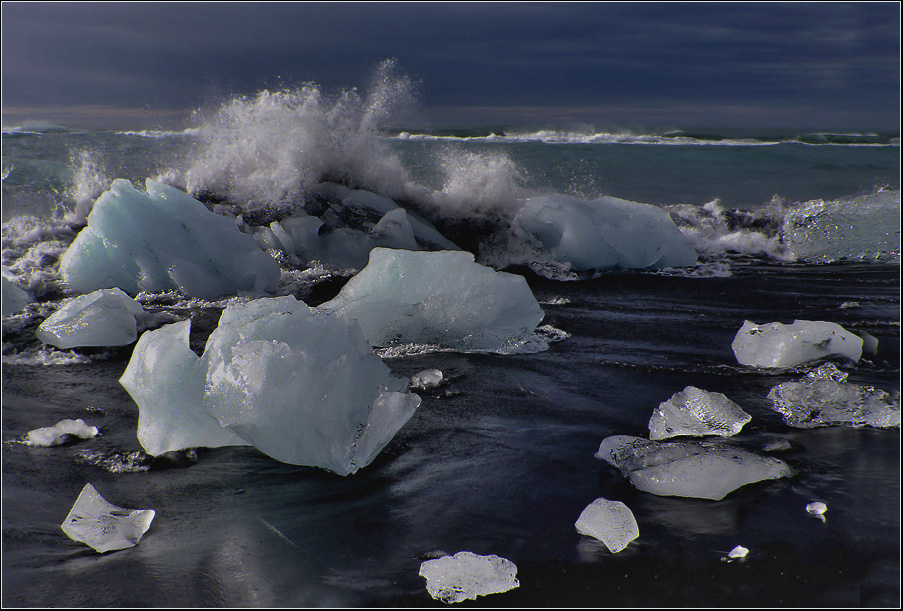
[2,77,901,607]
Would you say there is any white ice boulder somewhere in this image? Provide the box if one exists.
[649,386,752,440]
[26,418,99,446]
[731,319,863,368]
[60,179,280,299]
[766,362,900,429]
[2,267,31,316]
[119,296,421,475]
[61,483,155,553]
[120,319,251,456]
[514,194,698,270]
[35,288,144,349]
[319,248,545,353]
[595,435,793,501]
[574,497,639,553]
[411,368,445,390]
[419,551,519,603]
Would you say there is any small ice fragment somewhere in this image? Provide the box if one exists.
[839,301,859,309]
[648,386,751,440]
[574,497,639,553]
[419,551,519,603]
[1,267,31,316]
[722,545,749,561]
[26,419,99,447]
[806,501,827,522]
[61,483,155,553]
[411,368,444,390]
[731,319,863,368]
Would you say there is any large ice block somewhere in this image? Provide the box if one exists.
[120,296,420,475]
[648,386,751,440]
[731,319,863,368]
[595,436,793,501]
[36,288,145,349]
[60,179,280,299]
[120,320,251,455]
[319,248,544,352]
[574,497,639,553]
[61,483,155,553]
[514,194,698,270]
[419,551,519,603]
[767,363,900,428]
[2,267,31,316]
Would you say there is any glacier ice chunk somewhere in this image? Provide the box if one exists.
[410,368,444,390]
[722,545,749,561]
[514,194,698,270]
[731,319,863,368]
[120,319,250,456]
[61,483,155,553]
[2,267,31,316]
[648,386,751,440]
[120,296,421,475]
[419,551,519,603]
[36,288,145,349]
[574,497,639,553]
[766,362,900,428]
[595,435,793,501]
[26,418,99,446]
[60,179,280,299]
[320,248,544,353]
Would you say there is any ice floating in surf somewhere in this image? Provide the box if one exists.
[61,483,155,553]
[320,248,544,353]
[782,190,901,263]
[648,386,751,440]
[60,179,280,299]
[574,497,639,553]
[36,288,144,349]
[411,368,445,390]
[722,545,749,562]
[766,363,900,429]
[514,194,698,271]
[596,435,793,501]
[419,551,519,603]
[806,501,828,522]
[731,319,862,369]
[1,267,31,316]
[26,418,98,447]
[120,296,421,475]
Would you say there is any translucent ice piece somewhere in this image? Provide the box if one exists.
[2,267,31,316]
[649,386,752,440]
[766,362,900,428]
[320,248,544,353]
[731,319,863,369]
[722,545,749,561]
[596,436,793,501]
[419,551,519,603]
[61,483,155,553]
[119,319,250,456]
[574,497,639,553]
[26,418,98,447]
[36,288,145,349]
[410,368,444,390]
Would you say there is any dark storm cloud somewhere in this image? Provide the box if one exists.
[1,2,899,129]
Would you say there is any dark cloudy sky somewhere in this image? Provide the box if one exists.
[1,2,900,130]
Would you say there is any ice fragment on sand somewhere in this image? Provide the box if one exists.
[648,386,751,440]
[320,248,544,353]
[766,363,899,429]
[36,288,144,349]
[2,267,31,316]
[514,194,698,270]
[574,497,639,553]
[731,319,863,368]
[120,296,420,475]
[722,545,749,561]
[61,483,155,553]
[26,419,99,446]
[419,551,519,603]
[120,319,250,455]
[595,435,793,501]
[60,179,280,299]
[411,368,444,390]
